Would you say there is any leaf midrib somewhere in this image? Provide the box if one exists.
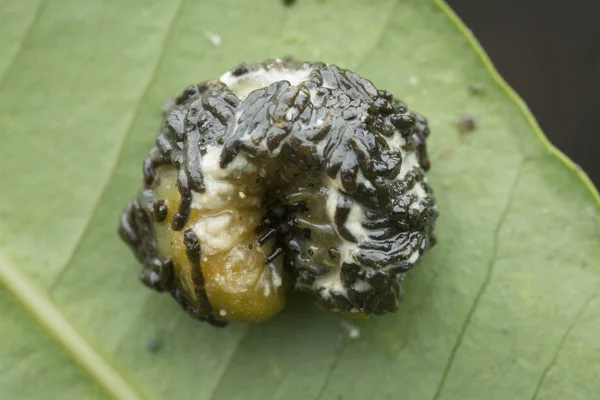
[0,0,185,398]
[0,0,144,398]
[0,250,144,400]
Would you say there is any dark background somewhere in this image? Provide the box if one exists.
[448,0,600,184]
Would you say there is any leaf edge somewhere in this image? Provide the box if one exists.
[434,0,600,207]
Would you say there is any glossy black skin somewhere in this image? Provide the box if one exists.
[119,59,438,324]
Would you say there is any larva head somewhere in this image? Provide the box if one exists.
[119,59,437,325]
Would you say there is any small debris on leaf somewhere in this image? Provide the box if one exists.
[408,76,419,86]
[341,320,361,340]
[204,31,221,46]
[146,337,161,354]
[467,82,486,96]
[437,146,455,159]
[457,113,477,134]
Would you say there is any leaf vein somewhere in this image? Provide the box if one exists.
[207,326,251,400]
[530,289,599,400]
[0,0,45,90]
[353,0,399,71]
[431,158,526,400]
[314,339,348,400]
[48,0,184,293]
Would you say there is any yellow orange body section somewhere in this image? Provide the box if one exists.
[152,164,286,322]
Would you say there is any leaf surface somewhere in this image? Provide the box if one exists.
[0,1,598,399]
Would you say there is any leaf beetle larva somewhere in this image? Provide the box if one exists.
[119,59,438,326]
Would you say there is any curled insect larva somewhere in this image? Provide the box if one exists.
[119,59,438,326]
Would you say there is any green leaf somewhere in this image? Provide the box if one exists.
[1,0,598,399]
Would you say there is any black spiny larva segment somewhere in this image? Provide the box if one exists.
[182,228,227,326]
[256,201,308,273]
[119,59,438,324]
[142,81,238,190]
[152,200,168,222]
[333,195,358,242]
[119,197,170,292]
[230,63,250,77]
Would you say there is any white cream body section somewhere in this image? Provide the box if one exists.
[191,145,260,255]
[219,63,312,101]
[386,134,432,210]
[312,130,433,299]
[192,211,249,254]
[198,65,314,295]
[312,186,366,299]
[189,145,282,295]
[190,145,261,212]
